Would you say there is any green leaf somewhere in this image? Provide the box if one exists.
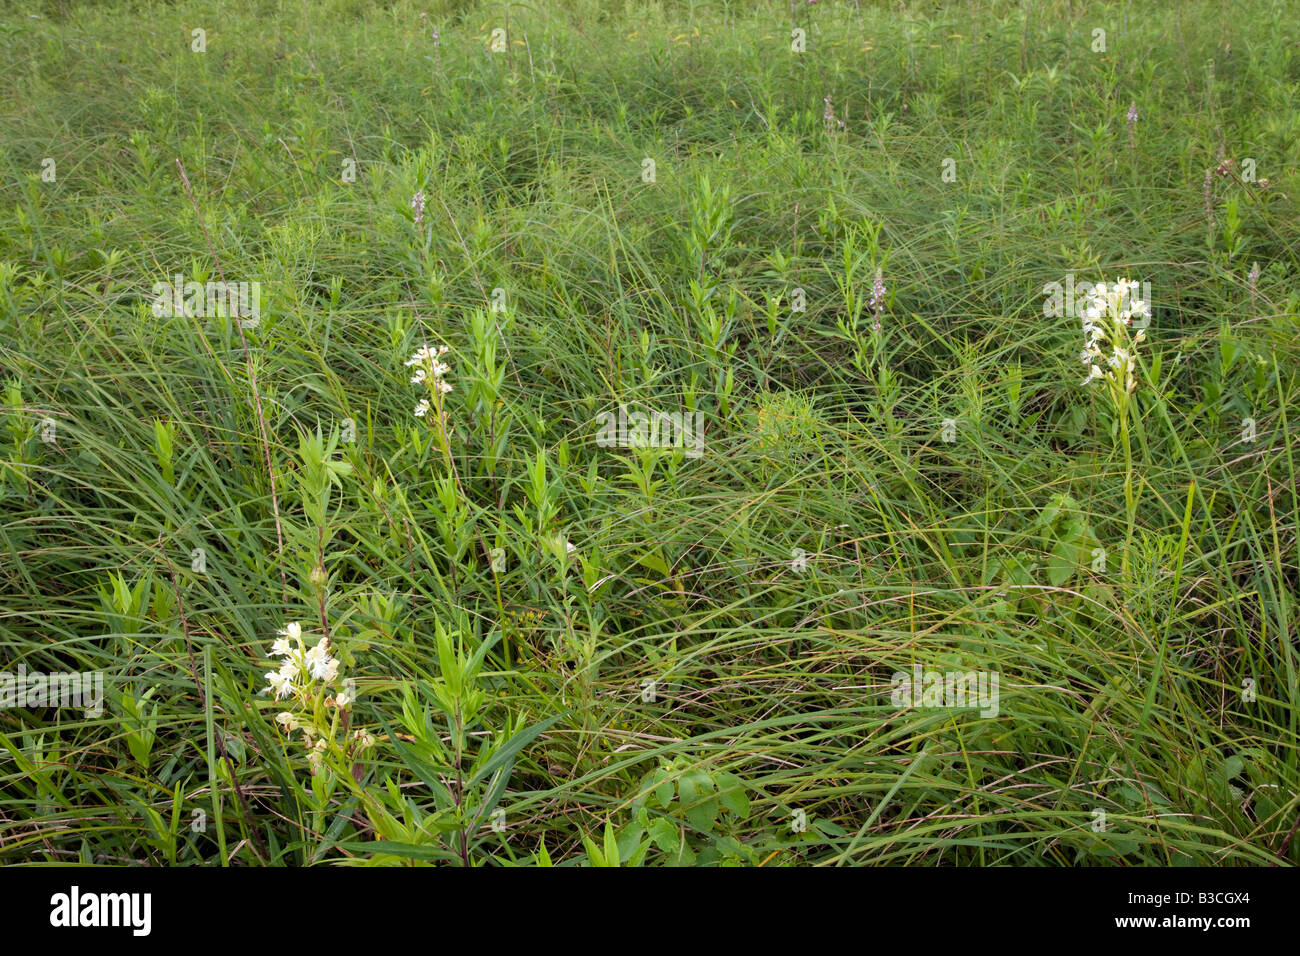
[466,711,565,790]
[684,796,719,832]
[336,840,455,861]
[634,550,671,579]
[1047,537,1076,586]
[648,817,678,852]
[582,832,607,867]
[603,820,620,866]
[383,719,454,804]
[679,770,718,832]
[716,773,750,817]
[652,769,675,809]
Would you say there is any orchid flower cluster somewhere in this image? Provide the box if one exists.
[264,621,370,775]
[1080,278,1148,394]
[405,343,453,420]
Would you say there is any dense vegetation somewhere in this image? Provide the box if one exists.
[1,0,1298,865]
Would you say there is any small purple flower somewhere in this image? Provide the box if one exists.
[411,190,426,229]
[1126,102,1137,148]
[870,269,886,330]
[1248,261,1260,293]
[823,95,844,135]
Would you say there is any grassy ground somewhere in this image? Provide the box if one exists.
[1,0,1298,866]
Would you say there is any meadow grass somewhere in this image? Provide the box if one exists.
[0,0,1298,866]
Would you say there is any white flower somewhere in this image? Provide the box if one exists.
[277,621,302,642]
[276,711,299,732]
[335,689,353,708]
[270,637,292,657]
[406,345,451,369]
[265,670,294,700]
[278,657,301,682]
[308,648,338,682]
[405,345,435,367]
[406,344,453,416]
[1076,277,1147,390]
[304,638,336,681]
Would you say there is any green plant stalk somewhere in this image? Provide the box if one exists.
[1120,398,1136,583]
